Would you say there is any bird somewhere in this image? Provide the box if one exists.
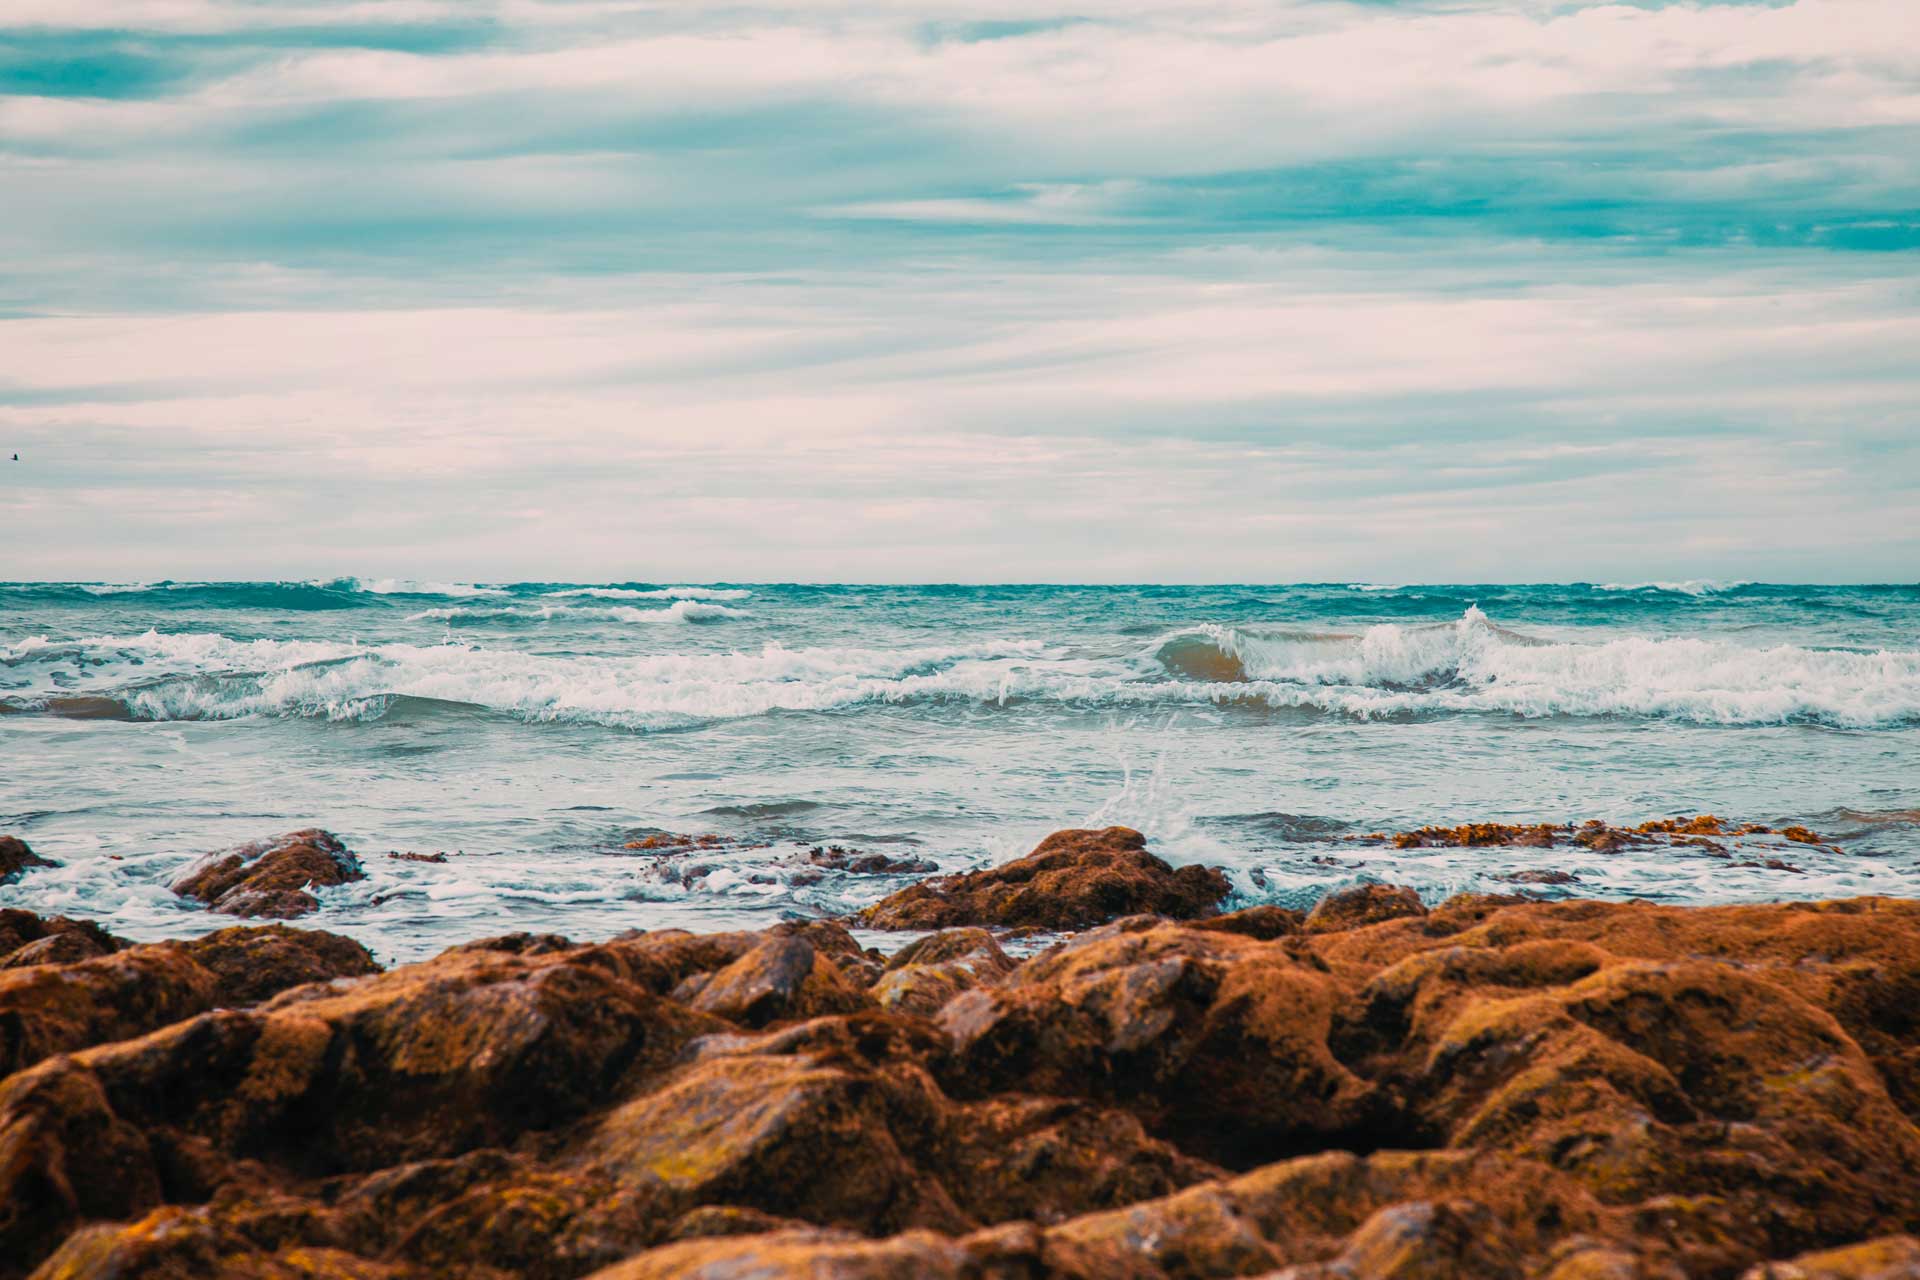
[8,454,15,462]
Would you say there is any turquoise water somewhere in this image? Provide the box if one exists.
[3,580,1917,963]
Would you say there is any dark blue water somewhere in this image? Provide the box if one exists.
[3,580,1917,962]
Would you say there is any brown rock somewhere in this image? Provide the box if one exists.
[587,1053,966,1235]
[582,1229,973,1280]
[1744,1235,1920,1278]
[938,918,1388,1166]
[1304,883,1427,934]
[0,910,122,967]
[0,835,58,885]
[872,929,1015,1017]
[1191,904,1303,940]
[0,946,219,1076]
[857,827,1229,931]
[0,925,380,1078]
[185,925,380,1007]
[171,830,366,919]
[683,936,869,1027]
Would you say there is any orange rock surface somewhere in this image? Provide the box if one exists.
[2,830,1918,1279]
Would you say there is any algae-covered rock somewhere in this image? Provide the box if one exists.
[0,836,58,886]
[1304,883,1427,933]
[171,830,366,919]
[857,827,1230,930]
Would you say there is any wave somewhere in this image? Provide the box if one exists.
[6,608,1919,730]
[541,586,752,601]
[1592,580,1750,597]
[1146,606,1920,726]
[0,631,1056,729]
[328,577,506,598]
[407,600,742,624]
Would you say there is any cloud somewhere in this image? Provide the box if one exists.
[0,0,1916,578]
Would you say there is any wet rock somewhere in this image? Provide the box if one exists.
[856,827,1230,931]
[385,1167,658,1279]
[0,925,380,1077]
[1744,1235,1920,1278]
[0,946,220,1075]
[801,844,938,875]
[587,1053,966,1235]
[872,928,1014,1017]
[1392,823,1563,849]
[183,924,380,1007]
[0,910,121,966]
[938,919,1387,1167]
[1304,883,1427,934]
[768,919,886,988]
[1500,869,1581,886]
[27,1200,400,1280]
[1272,1198,1523,1279]
[685,935,869,1027]
[0,835,58,885]
[171,830,366,919]
[1191,904,1303,940]
[582,1229,973,1280]
[6,869,1920,1280]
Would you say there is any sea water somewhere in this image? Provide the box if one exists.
[2,580,1916,963]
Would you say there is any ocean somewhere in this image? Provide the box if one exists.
[2,579,1917,964]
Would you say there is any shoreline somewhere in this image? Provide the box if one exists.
[3,824,1919,1278]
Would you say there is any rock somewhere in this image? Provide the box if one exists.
[1304,883,1427,934]
[587,1053,966,1235]
[171,830,366,918]
[768,920,886,988]
[385,1167,658,1279]
[27,1201,401,1279]
[937,918,1389,1167]
[0,946,219,1076]
[0,835,57,885]
[685,936,869,1027]
[872,929,1014,1017]
[857,828,1230,931]
[1501,869,1581,886]
[1744,1235,1920,1279]
[0,909,121,966]
[6,879,1920,1280]
[0,925,380,1077]
[1191,905,1303,940]
[582,1229,974,1280]
[1280,1197,1522,1278]
[0,1059,163,1273]
[183,924,380,1006]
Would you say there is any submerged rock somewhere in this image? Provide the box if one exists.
[171,829,367,918]
[856,827,1230,930]
[0,835,58,885]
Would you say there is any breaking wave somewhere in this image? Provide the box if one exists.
[1146,606,1920,726]
[1593,580,1750,597]
[6,608,1918,730]
[541,586,752,601]
[406,600,743,624]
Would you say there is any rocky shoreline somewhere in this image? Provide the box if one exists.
[2,825,1919,1278]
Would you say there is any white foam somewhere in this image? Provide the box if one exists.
[406,600,743,623]
[542,586,753,601]
[338,578,507,597]
[1594,580,1750,596]
[10,610,1920,729]
[1147,607,1920,726]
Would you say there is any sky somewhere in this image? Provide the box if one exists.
[1,0,1917,583]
